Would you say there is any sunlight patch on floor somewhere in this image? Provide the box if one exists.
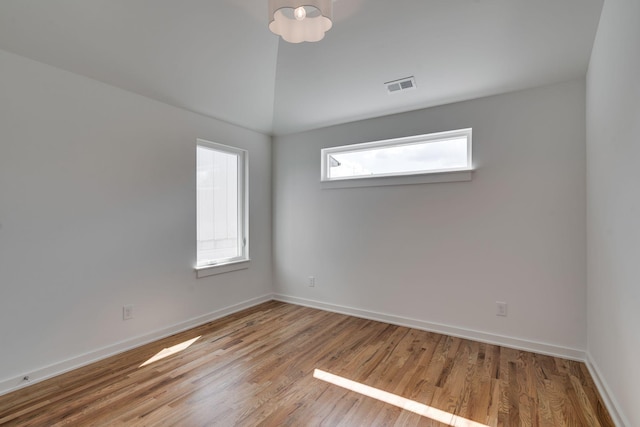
[139,336,201,367]
[313,369,488,427]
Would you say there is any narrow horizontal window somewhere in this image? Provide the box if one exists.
[196,139,248,271]
[321,128,472,182]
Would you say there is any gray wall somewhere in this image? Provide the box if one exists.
[0,49,272,391]
[586,0,640,424]
[273,80,587,356]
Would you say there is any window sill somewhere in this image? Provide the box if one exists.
[321,169,473,189]
[195,259,250,278]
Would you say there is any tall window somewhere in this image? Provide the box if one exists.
[196,139,248,268]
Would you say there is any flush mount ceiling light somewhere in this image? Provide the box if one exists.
[268,0,333,43]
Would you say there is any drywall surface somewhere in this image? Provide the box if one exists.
[0,49,272,390]
[586,0,640,424]
[273,80,587,355]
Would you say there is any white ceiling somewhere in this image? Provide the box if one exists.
[0,0,603,135]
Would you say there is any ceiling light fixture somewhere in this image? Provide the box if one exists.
[268,0,333,43]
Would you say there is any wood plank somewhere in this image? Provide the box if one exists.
[0,301,615,426]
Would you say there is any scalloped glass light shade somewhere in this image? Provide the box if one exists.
[268,0,333,43]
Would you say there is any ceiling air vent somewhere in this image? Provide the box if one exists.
[385,76,417,94]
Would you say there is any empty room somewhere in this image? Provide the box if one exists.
[0,0,637,425]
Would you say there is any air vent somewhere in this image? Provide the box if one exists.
[385,76,417,94]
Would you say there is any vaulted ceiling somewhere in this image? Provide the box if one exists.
[0,0,603,135]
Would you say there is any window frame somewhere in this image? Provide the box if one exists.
[320,128,473,187]
[195,139,249,277]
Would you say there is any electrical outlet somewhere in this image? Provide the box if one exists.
[496,301,507,317]
[308,276,315,287]
[123,305,134,320]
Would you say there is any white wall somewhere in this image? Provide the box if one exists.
[0,49,272,392]
[586,0,640,424]
[273,80,587,357]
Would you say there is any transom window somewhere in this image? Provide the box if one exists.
[321,128,472,182]
[196,139,248,269]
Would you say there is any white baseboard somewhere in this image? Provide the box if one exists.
[2,294,625,426]
[273,294,586,361]
[0,294,274,397]
[585,352,629,427]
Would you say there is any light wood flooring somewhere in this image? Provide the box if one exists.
[0,301,613,426]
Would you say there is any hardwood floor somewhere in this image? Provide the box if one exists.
[0,301,613,426]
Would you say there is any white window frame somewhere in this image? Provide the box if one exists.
[195,139,249,278]
[321,128,473,189]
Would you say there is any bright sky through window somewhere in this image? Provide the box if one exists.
[322,129,472,181]
[196,140,247,268]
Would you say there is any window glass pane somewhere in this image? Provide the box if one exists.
[328,137,468,179]
[197,145,240,266]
